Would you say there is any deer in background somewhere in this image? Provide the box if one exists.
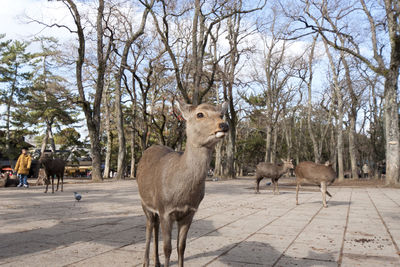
[295,161,336,208]
[39,156,66,194]
[255,159,294,194]
[136,101,229,267]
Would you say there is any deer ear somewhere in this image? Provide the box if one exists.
[176,100,194,120]
[220,101,228,115]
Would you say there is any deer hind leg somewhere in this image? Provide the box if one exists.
[51,176,55,194]
[153,214,160,267]
[61,173,64,192]
[160,215,173,267]
[44,177,49,193]
[177,213,195,267]
[275,178,280,195]
[142,206,156,267]
[255,176,263,193]
[321,181,328,208]
[56,175,60,191]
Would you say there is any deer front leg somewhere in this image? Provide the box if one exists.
[160,215,173,267]
[296,181,300,205]
[255,177,263,193]
[271,179,277,195]
[177,213,195,267]
[275,179,280,195]
[321,181,328,208]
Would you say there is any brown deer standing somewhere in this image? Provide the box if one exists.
[39,156,66,194]
[136,101,229,267]
[255,159,294,194]
[295,161,336,208]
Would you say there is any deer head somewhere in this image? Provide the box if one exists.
[177,100,229,148]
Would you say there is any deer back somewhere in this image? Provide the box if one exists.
[295,161,336,184]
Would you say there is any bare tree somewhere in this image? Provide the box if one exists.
[286,0,399,184]
[111,0,155,180]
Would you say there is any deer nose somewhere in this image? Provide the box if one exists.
[219,122,229,132]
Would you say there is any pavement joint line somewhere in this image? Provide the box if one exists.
[271,187,343,267]
[337,188,353,267]
[204,193,318,266]
[366,188,400,258]
[377,187,400,208]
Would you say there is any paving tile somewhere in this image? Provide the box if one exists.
[1,180,400,266]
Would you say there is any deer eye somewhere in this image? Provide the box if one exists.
[196,112,204,118]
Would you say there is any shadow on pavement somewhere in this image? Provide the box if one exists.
[168,241,336,266]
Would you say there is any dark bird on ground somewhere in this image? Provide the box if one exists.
[74,192,82,202]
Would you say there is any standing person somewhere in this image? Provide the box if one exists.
[362,163,370,179]
[14,147,32,188]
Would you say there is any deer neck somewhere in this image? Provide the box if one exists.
[182,141,213,180]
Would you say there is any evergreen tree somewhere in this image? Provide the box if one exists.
[0,38,33,158]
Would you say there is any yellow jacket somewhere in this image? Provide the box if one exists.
[14,154,32,175]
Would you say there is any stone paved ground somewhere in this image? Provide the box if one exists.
[0,179,399,267]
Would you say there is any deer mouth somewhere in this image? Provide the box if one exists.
[215,131,226,138]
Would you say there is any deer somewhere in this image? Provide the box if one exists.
[255,159,294,194]
[39,156,66,194]
[295,161,336,208]
[136,100,229,267]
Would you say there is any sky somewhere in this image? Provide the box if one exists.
[1,0,74,42]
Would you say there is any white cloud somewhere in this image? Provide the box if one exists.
[1,0,75,41]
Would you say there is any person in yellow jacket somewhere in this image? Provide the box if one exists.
[14,147,32,188]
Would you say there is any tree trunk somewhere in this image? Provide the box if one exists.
[89,129,103,182]
[47,124,56,153]
[271,126,278,163]
[40,128,49,155]
[330,122,337,172]
[336,98,345,181]
[265,124,272,162]
[349,113,358,179]
[103,90,112,179]
[130,129,136,178]
[191,0,201,105]
[224,124,235,179]
[384,69,400,185]
[214,141,223,177]
[306,35,320,163]
[114,78,126,180]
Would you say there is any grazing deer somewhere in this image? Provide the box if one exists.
[255,159,294,194]
[136,100,229,267]
[295,161,336,208]
[39,156,66,194]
